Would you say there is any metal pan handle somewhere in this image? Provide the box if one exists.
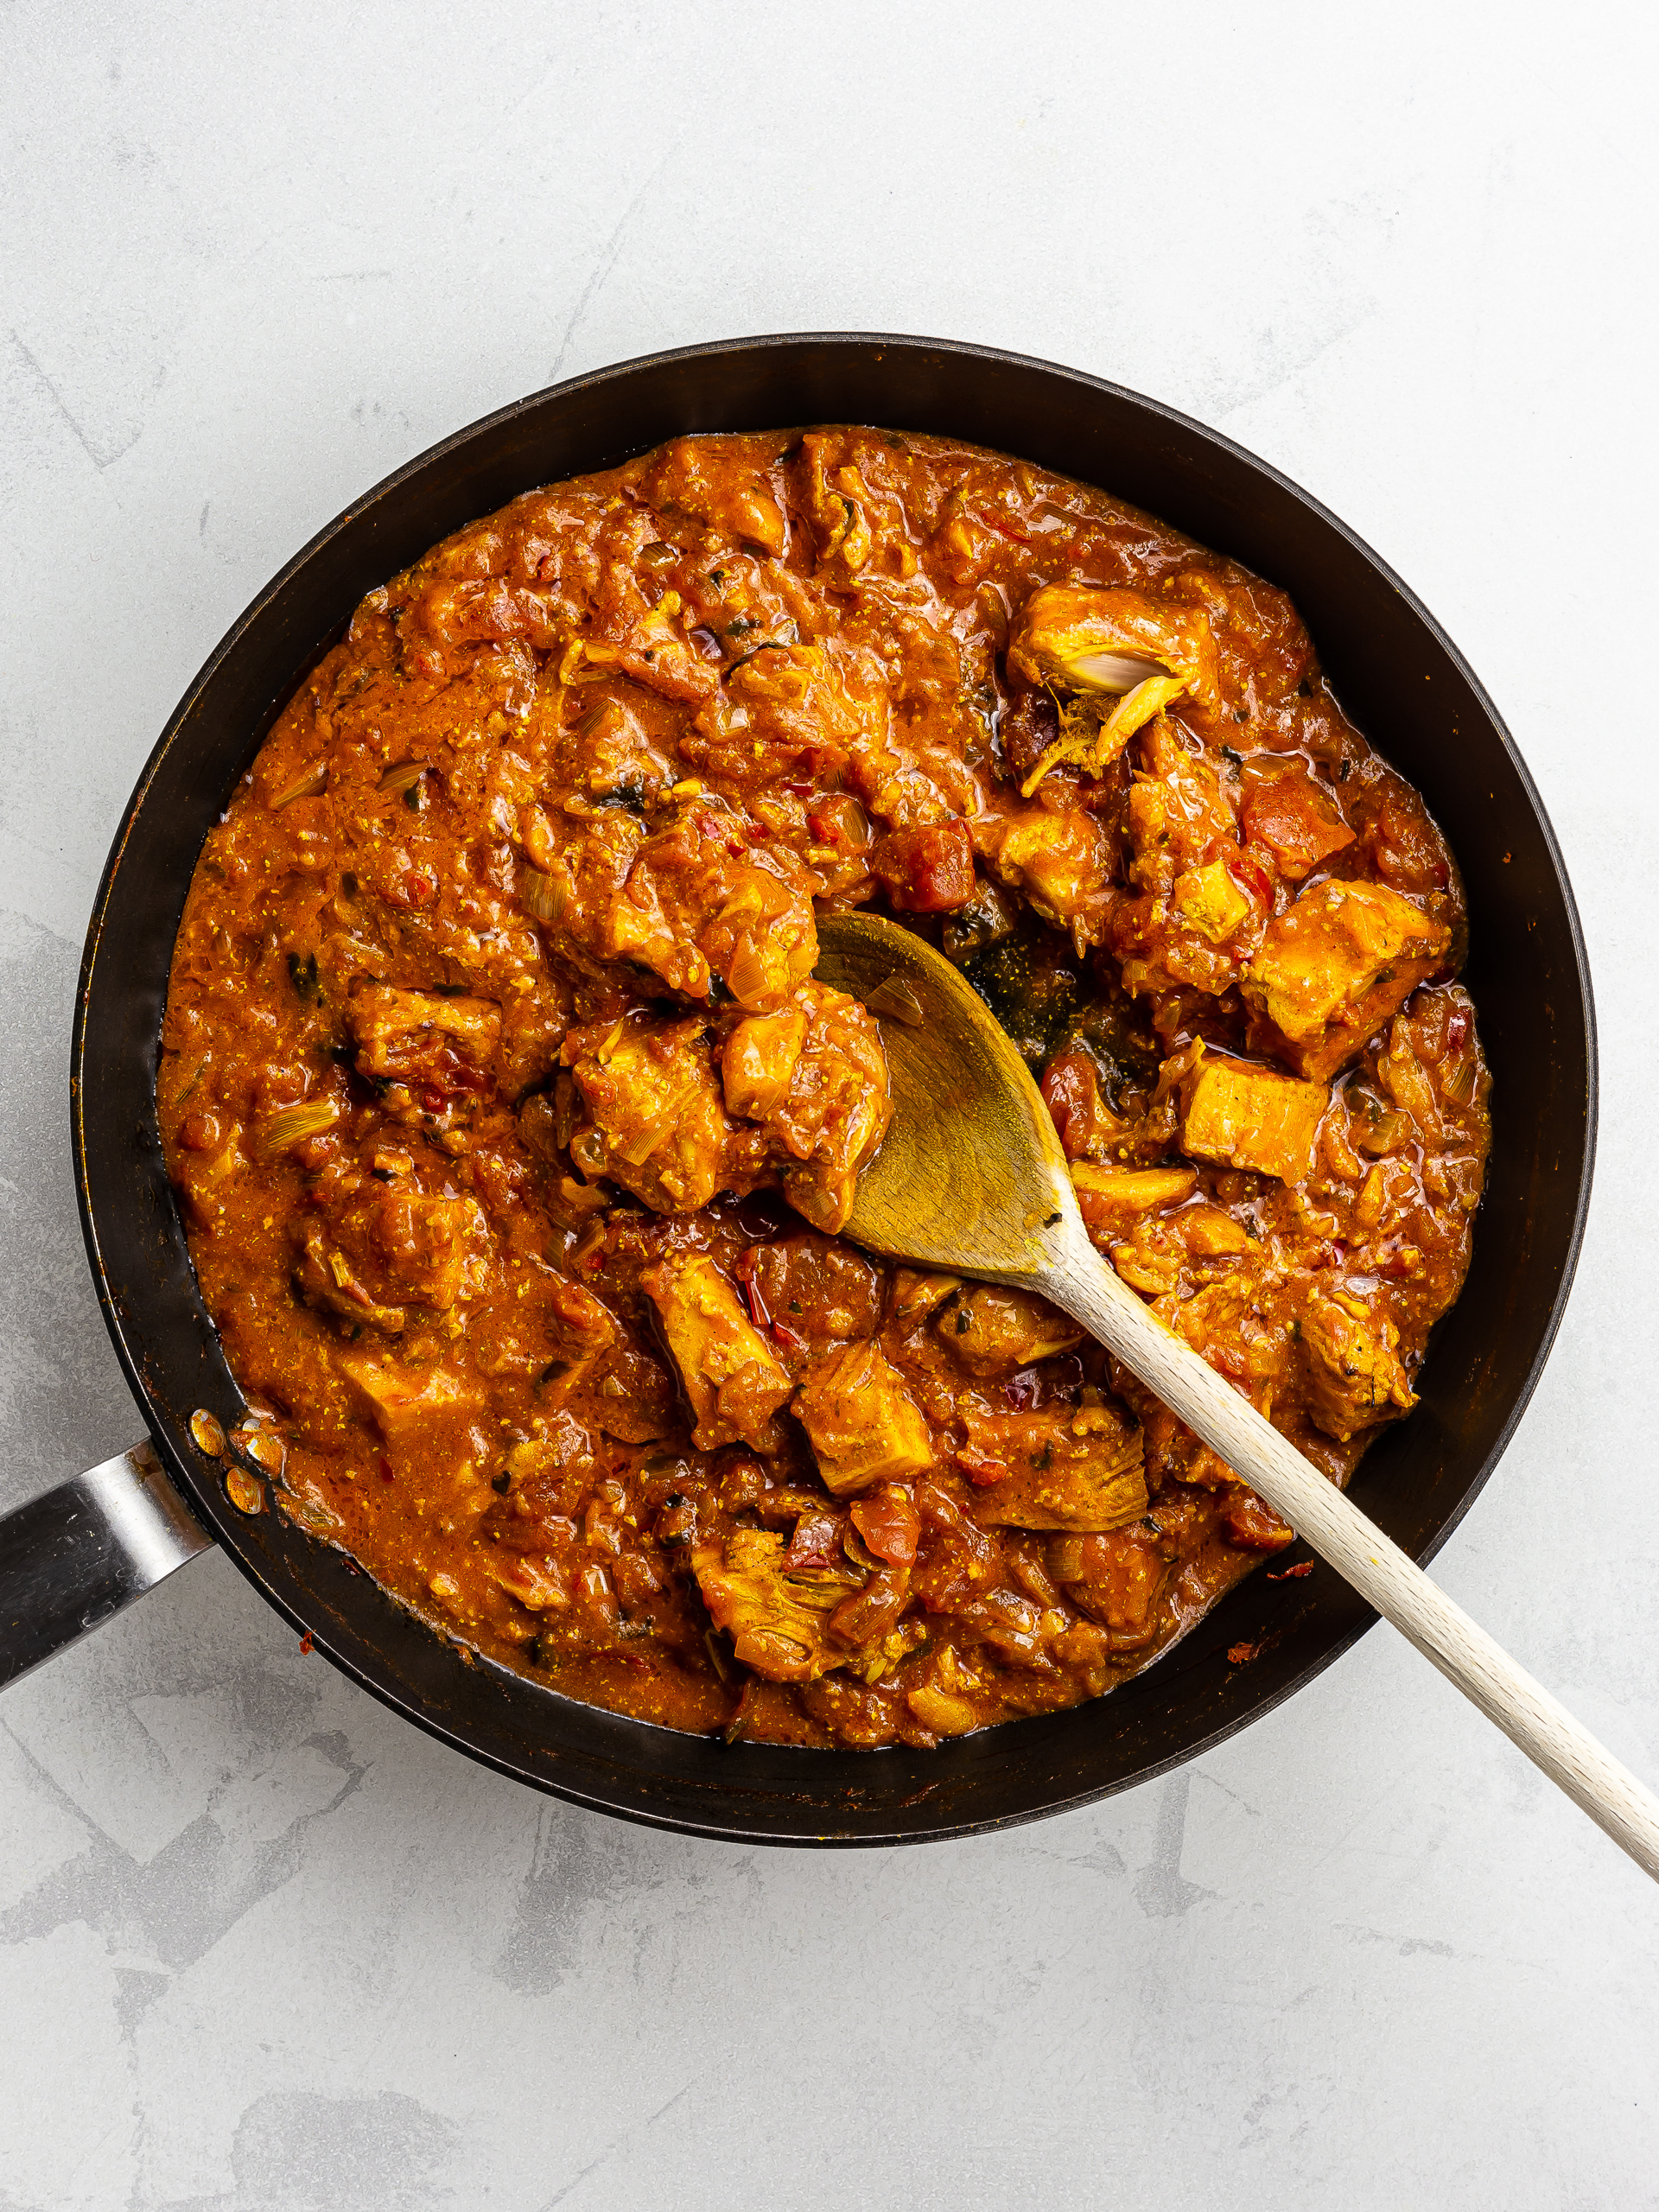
[0,1441,214,1689]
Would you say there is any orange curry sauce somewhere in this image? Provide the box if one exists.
[161,429,1490,1748]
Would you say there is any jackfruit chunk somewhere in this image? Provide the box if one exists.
[531,801,818,1014]
[721,1006,806,1122]
[1243,879,1451,1079]
[1179,1052,1328,1184]
[559,590,719,703]
[1009,584,1222,712]
[337,1354,482,1451]
[967,1403,1148,1532]
[640,1252,793,1450]
[1048,1529,1167,1647]
[296,1227,406,1335]
[1300,1287,1417,1441]
[891,1268,964,1325]
[1173,860,1250,944]
[1070,1163,1198,1213]
[692,1527,862,1682]
[1019,677,1187,797]
[565,1012,733,1213]
[984,807,1110,938]
[793,1340,935,1495]
[1176,1205,1252,1256]
[1071,1162,1199,1247]
[906,1645,987,1736]
[302,1190,486,1325]
[1007,584,1222,791]
[1126,721,1236,889]
[763,984,891,1236]
[350,987,501,1080]
[939,1285,1083,1377]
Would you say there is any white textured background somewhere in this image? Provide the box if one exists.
[4,3,1657,2206]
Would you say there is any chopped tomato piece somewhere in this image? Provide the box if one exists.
[1242,772,1356,880]
[1040,1048,1122,1160]
[868,821,976,912]
[1218,1488,1294,1551]
[785,1511,843,1569]
[850,1484,922,1567]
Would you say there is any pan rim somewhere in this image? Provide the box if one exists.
[70,330,1598,1845]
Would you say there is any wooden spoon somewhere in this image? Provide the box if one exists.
[817,910,1659,1881]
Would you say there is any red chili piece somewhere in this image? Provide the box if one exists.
[1230,852,1274,906]
[976,509,1031,544]
[956,1447,1009,1487]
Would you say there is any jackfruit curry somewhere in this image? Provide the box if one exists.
[161,428,1491,1748]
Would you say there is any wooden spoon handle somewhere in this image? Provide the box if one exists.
[1046,1235,1659,1884]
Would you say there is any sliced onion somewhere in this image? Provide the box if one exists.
[864,976,925,1027]
[258,1097,341,1154]
[518,866,565,925]
[270,760,327,810]
[377,758,429,797]
[1065,649,1167,692]
[1443,1053,1478,1104]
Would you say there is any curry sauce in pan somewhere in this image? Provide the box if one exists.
[161,429,1489,1748]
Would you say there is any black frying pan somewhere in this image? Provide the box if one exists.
[16,335,1597,1845]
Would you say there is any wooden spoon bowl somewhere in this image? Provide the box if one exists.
[819,910,1659,1880]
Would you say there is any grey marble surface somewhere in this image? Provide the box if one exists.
[3,3,1657,2204]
